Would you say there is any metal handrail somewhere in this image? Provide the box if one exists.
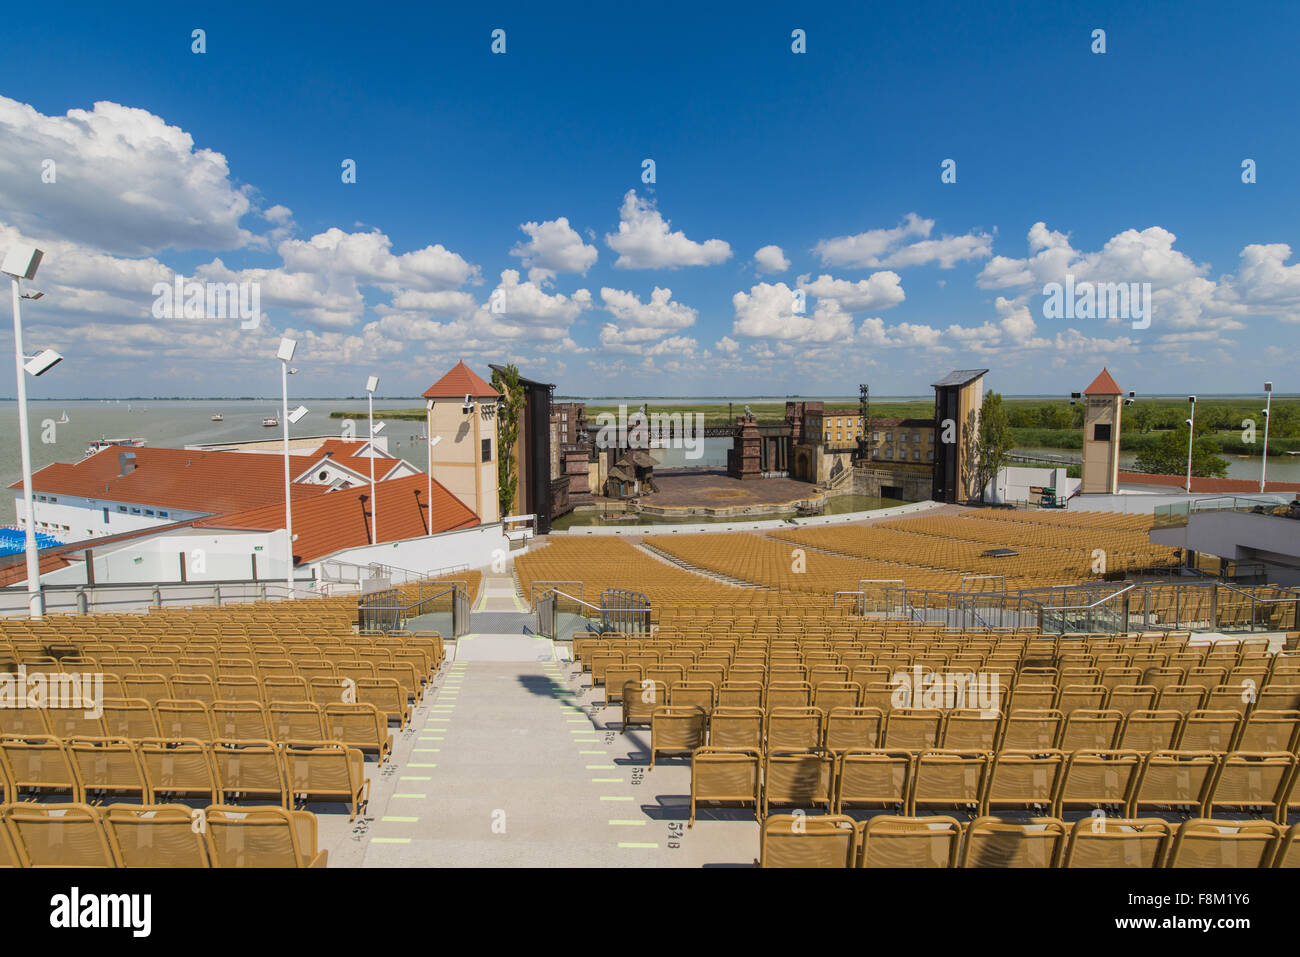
[530,580,584,607]
[537,587,603,616]
[1040,583,1135,614]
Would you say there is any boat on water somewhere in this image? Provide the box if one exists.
[56,411,69,424]
[210,413,224,422]
[85,437,147,457]
[262,416,279,427]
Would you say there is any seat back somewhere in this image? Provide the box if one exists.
[707,707,763,750]
[760,813,856,868]
[1168,819,1282,868]
[857,815,961,867]
[136,737,219,803]
[204,805,312,867]
[961,816,1065,868]
[3,802,115,866]
[1062,816,1171,867]
[835,748,912,812]
[104,804,210,867]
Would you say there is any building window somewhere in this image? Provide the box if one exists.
[928,449,935,461]
[131,508,141,514]
[102,508,109,523]
[145,509,154,516]
[118,506,127,512]
[481,438,491,462]
[913,433,920,443]
[913,449,921,460]
[159,511,168,518]
[1094,423,1112,442]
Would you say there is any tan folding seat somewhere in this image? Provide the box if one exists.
[1276,823,1300,867]
[603,664,642,706]
[153,699,214,741]
[765,681,812,710]
[1234,710,1300,752]
[766,707,825,751]
[1118,710,1183,752]
[687,663,726,691]
[296,662,338,685]
[42,706,106,740]
[0,701,51,736]
[761,749,834,817]
[911,750,990,816]
[1177,710,1242,751]
[960,817,1066,868]
[268,702,327,743]
[759,813,856,868]
[1056,684,1108,713]
[1100,666,1142,691]
[1107,685,1158,716]
[717,681,763,709]
[813,681,862,713]
[66,737,149,801]
[688,747,761,825]
[1000,710,1063,750]
[104,804,210,867]
[215,675,264,705]
[0,808,22,866]
[940,710,1002,750]
[824,707,883,753]
[649,706,707,768]
[1132,751,1219,816]
[1062,817,1172,867]
[1059,709,1122,751]
[589,651,624,688]
[835,749,912,813]
[708,707,763,750]
[984,749,1065,815]
[0,734,79,800]
[1167,819,1282,868]
[668,681,715,715]
[1204,684,1252,713]
[204,806,327,867]
[882,709,944,752]
[281,741,369,820]
[621,680,667,730]
[2,803,116,867]
[856,815,961,868]
[1057,750,1144,816]
[1155,686,1206,715]
[212,739,287,807]
[137,738,220,804]
[324,703,392,764]
[262,675,311,705]
[1207,752,1296,823]
[1256,685,1300,711]
[122,673,172,705]
[1185,667,1227,691]
[217,657,258,678]
[210,701,271,741]
[1007,684,1057,711]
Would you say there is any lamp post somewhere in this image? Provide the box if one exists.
[366,375,378,543]
[277,337,308,596]
[1260,381,1273,493]
[4,245,59,620]
[1184,395,1197,494]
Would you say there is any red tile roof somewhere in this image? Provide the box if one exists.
[422,360,501,399]
[194,473,479,563]
[1084,367,1123,395]
[1118,471,1300,494]
[301,440,407,482]
[10,447,331,515]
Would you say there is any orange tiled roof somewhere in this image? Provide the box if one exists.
[1118,471,1300,494]
[1084,367,1123,395]
[194,473,479,563]
[9,447,331,515]
[422,360,500,399]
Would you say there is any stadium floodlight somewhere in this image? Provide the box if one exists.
[287,405,309,425]
[277,339,301,595]
[6,244,53,619]
[277,337,297,362]
[366,375,379,543]
[1184,396,1197,494]
[23,348,62,377]
[1261,381,1273,492]
[426,434,442,530]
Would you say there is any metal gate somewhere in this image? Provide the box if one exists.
[601,587,651,634]
[453,585,470,638]
[537,591,557,638]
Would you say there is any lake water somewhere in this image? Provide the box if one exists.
[1012,445,1300,485]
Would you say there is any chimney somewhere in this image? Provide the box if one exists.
[118,452,137,477]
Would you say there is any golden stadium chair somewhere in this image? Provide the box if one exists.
[1056,684,1108,713]
[1059,710,1123,751]
[1000,710,1063,750]
[765,681,812,710]
[882,708,944,752]
[1234,710,1300,752]
[1167,819,1282,868]
[122,673,172,706]
[204,806,327,867]
[1156,686,1207,715]
[940,709,1002,750]
[1206,752,1296,824]
[66,737,149,801]
[910,749,990,816]
[689,747,761,825]
[1275,823,1300,867]
[960,817,1066,868]
[1062,816,1172,867]
[281,741,370,821]
[856,815,962,868]
[834,748,912,813]
[98,698,160,740]
[649,706,707,768]
[621,679,667,731]
[0,701,51,737]
[137,738,221,804]
[268,702,326,743]
[211,739,287,807]
[0,734,80,801]
[603,664,642,706]
[1118,710,1183,752]
[1132,751,1219,817]
[766,707,825,751]
[0,809,21,867]
[717,680,763,709]
[210,700,272,741]
[42,706,106,740]
[984,750,1066,815]
[823,707,883,752]
[707,707,764,750]
[813,681,862,713]
[355,678,411,729]
[103,804,210,867]
[1007,683,1057,711]
[262,675,312,704]
[762,748,834,816]
[1177,710,1242,751]
[760,813,857,868]
[154,699,215,741]
[1,803,116,867]
[324,702,392,764]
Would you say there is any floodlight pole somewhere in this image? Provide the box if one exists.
[1260,383,1273,493]
[281,357,293,597]
[1184,398,1196,494]
[367,387,377,544]
[10,277,42,619]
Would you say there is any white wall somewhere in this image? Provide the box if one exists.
[312,522,510,576]
[985,467,1079,505]
[14,492,206,541]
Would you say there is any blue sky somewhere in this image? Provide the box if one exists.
[1,0,1297,399]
